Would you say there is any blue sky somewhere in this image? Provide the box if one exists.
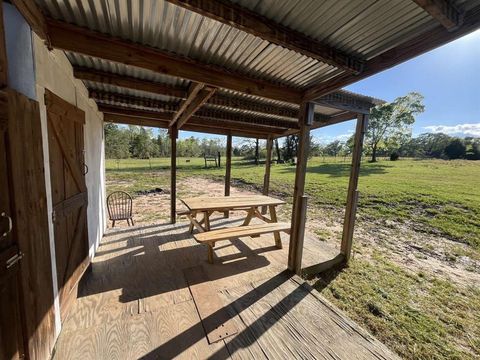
[179,29,480,145]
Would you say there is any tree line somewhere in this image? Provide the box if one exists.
[105,93,479,162]
[105,124,224,159]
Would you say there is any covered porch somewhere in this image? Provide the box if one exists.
[53,218,396,359]
[2,0,480,359]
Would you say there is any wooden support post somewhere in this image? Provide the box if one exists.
[262,136,273,214]
[170,126,178,224]
[224,134,232,218]
[341,114,368,262]
[288,102,314,273]
[293,196,308,274]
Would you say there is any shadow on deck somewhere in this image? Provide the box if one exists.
[53,217,398,359]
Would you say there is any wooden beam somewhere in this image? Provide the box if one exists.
[341,114,368,262]
[81,67,374,117]
[164,0,364,74]
[315,92,375,115]
[288,102,314,274]
[100,106,278,137]
[46,19,302,103]
[0,2,7,88]
[303,4,480,101]
[76,67,299,117]
[11,0,48,41]
[176,86,216,128]
[195,108,298,129]
[277,111,357,138]
[224,134,232,218]
[75,67,186,98]
[312,111,358,130]
[412,0,463,30]
[91,89,297,129]
[170,126,178,224]
[89,90,180,111]
[170,82,204,126]
[261,136,273,214]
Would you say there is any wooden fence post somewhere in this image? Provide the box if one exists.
[224,134,232,218]
[288,102,313,273]
[341,114,368,261]
[262,136,273,214]
[170,126,177,224]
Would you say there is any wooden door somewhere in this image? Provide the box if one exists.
[45,90,89,321]
[0,92,25,360]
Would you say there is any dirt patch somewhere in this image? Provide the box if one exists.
[109,176,480,287]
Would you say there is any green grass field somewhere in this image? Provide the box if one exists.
[106,156,480,249]
[105,156,480,359]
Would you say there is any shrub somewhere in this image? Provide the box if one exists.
[444,139,466,159]
[390,152,400,161]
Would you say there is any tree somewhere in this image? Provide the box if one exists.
[444,139,466,159]
[365,92,425,162]
[104,123,131,159]
[324,140,343,157]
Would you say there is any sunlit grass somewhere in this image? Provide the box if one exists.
[106,157,480,248]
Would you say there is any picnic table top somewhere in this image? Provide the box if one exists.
[180,195,286,211]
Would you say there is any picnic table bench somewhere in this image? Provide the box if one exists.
[179,195,290,263]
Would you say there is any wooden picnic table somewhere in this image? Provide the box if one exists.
[180,195,289,262]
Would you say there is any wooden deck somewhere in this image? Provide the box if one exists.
[53,217,398,359]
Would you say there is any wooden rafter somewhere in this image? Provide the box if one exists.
[90,90,296,129]
[101,107,281,138]
[75,68,186,98]
[303,4,480,102]
[89,90,180,111]
[412,0,464,30]
[170,82,204,126]
[46,19,302,103]
[77,66,300,117]
[177,86,216,128]
[164,0,364,74]
[194,108,298,129]
[276,111,358,138]
[170,83,217,129]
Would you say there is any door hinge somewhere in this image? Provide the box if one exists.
[6,252,24,269]
[52,210,56,223]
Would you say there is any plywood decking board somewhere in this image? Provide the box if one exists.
[184,266,238,344]
[53,218,399,359]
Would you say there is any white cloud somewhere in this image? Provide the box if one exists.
[313,131,353,145]
[423,123,480,137]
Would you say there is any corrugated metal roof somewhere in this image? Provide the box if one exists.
[36,0,480,91]
[37,0,342,89]
[67,52,189,87]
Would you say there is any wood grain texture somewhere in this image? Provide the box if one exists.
[46,89,89,322]
[7,89,56,360]
[181,195,285,212]
[194,223,290,243]
[184,266,238,343]
[53,218,398,359]
[341,115,368,261]
[46,19,302,103]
